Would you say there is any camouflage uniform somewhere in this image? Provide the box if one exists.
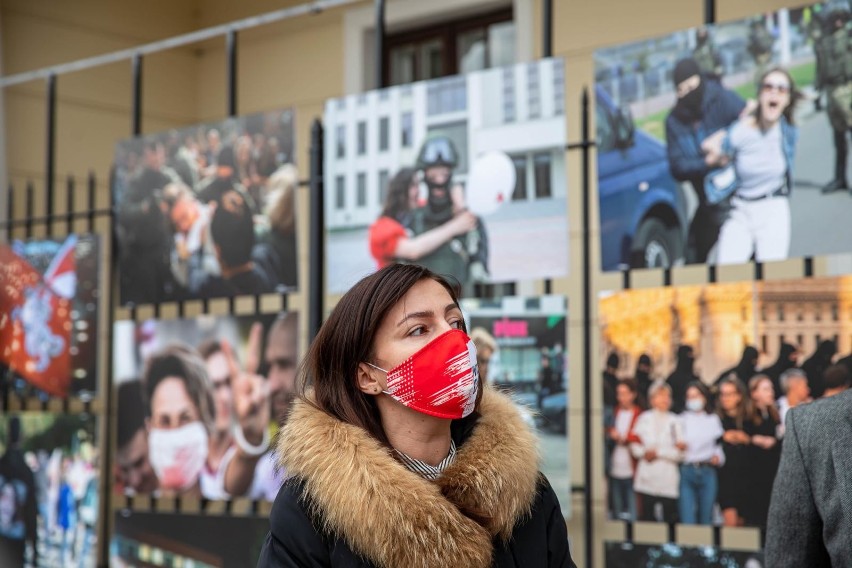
[692,32,723,79]
[748,19,775,88]
[816,5,852,191]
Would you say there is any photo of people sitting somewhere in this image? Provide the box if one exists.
[112,110,298,305]
[112,313,298,501]
[600,276,852,527]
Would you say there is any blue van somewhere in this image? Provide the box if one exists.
[596,85,689,271]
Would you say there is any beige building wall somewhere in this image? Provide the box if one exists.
[0,0,811,565]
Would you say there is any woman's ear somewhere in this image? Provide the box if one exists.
[356,362,384,395]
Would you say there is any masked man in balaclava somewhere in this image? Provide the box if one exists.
[665,58,746,263]
[407,136,488,292]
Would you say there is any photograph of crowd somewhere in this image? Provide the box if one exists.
[461,295,570,509]
[111,510,268,568]
[595,2,852,271]
[112,312,298,501]
[606,542,764,568]
[0,235,100,399]
[599,275,852,527]
[112,109,298,305]
[0,413,100,568]
[325,58,568,295]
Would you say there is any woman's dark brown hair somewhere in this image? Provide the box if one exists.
[755,66,802,126]
[380,167,417,221]
[748,374,780,426]
[297,263,473,446]
[717,375,753,429]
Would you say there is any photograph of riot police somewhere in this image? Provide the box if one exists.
[111,312,298,502]
[112,109,298,305]
[599,276,852,527]
[595,2,852,271]
[324,58,568,295]
[461,295,570,510]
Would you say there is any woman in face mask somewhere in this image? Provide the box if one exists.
[143,345,216,498]
[257,263,575,568]
[678,381,725,525]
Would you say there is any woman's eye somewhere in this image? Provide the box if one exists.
[450,319,463,329]
[409,326,426,337]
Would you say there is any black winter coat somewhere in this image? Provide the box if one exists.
[257,388,575,568]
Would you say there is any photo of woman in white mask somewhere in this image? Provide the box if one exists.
[142,344,270,499]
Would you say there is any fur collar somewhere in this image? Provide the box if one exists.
[277,387,541,568]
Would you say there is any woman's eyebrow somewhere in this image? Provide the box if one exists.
[397,310,434,326]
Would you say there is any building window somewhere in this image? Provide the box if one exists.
[761,335,767,354]
[357,173,367,207]
[511,154,527,201]
[815,303,822,322]
[553,59,565,115]
[777,305,785,322]
[832,304,839,322]
[502,66,516,123]
[527,63,541,120]
[401,112,413,148]
[797,334,804,349]
[357,122,367,156]
[533,152,552,198]
[379,117,390,151]
[383,9,514,87]
[378,169,390,205]
[427,75,466,115]
[336,125,346,159]
[335,175,346,210]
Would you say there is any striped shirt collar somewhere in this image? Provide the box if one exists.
[395,439,457,481]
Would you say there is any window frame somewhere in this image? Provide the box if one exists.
[381,8,513,88]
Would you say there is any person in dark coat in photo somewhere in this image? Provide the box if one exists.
[603,352,620,408]
[762,342,799,400]
[765,388,852,567]
[665,58,746,263]
[714,345,760,388]
[634,353,654,406]
[666,345,699,413]
[257,264,575,568]
[743,375,781,528]
[801,339,837,399]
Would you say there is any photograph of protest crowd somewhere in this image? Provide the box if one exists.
[606,542,764,568]
[112,109,298,305]
[0,235,100,399]
[112,312,297,501]
[596,2,852,271]
[461,295,569,509]
[599,275,852,527]
[325,58,568,295]
[111,510,268,568]
[0,413,100,568]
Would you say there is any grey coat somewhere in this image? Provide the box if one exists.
[765,389,852,567]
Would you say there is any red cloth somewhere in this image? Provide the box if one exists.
[368,216,407,269]
[0,242,74,397]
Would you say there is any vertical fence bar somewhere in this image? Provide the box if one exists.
[25,182,35,238]
[45,73,57,237]
[87,171,97,232]
[6,184,12,242]
[704,0,716,25]
[131,54,143,136]
[580,88,594,568]
[542,0,553,58]
[308,119,324,341]
[375,0,386,89]
[65,176,74,233]
[226,29,238,117]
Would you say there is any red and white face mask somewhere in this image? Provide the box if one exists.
[367,329,480,420]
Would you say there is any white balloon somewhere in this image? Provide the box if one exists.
[464,151,516,216]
